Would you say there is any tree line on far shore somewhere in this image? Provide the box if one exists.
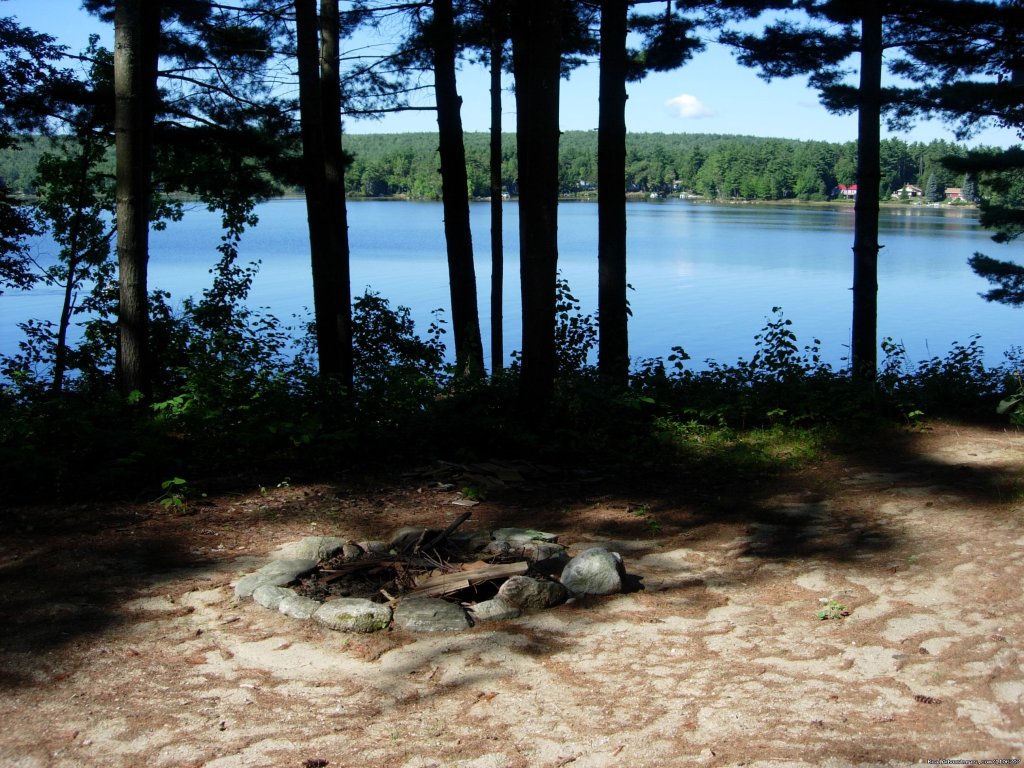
[0,130,987,203]
[343,131,984,202]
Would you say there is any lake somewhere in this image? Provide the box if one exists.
[3,199,1019,372]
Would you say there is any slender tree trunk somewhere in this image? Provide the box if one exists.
[511,0,561,405]
[53,153,91,394]
[320,0,353,390]
[53,136,98,394]
[489,2,505,373]
[851,2,882,382]
[295,0,343,378]
[597,0,629,387]
[433,0,485,378]
[114,0,160,398]
[53,251,79,394]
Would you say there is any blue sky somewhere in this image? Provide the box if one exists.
[6,0,1020,147]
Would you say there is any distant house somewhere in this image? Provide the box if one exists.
[945,187,963,200]
[892,184,923,198]
[836,183,857,199]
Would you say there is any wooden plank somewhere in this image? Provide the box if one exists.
[407,561,529,598]
[404,576,472,599]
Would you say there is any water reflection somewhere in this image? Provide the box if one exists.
[2,198,1016,371]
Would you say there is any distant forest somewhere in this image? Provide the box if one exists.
[0,131,979,203]
[341,131,978,201]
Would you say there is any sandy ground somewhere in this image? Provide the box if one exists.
[1,422,1022,768]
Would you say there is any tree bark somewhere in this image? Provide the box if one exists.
[489,0,505,373]
[851,1,882,383]
[52,136,98,395]
[511,0,561,404]
[597,0,629,387]
[320,0,354,390]
[432,0,485,378]
[114,0,160,398]
[295,0,346,380]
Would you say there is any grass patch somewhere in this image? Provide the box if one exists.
[652,419,828,474]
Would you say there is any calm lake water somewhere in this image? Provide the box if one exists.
[3,199,1020,372]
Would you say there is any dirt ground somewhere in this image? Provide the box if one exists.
[1,421,1022,768]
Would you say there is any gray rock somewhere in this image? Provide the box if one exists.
[468,596,522,622]
[261,557,319,578]
[358,541,391,556]
[491,527,559,545]
[482,540,517,558]
[525,542,569,564]
[341,543,365,560]
[392,598,471,632]
[285,536,348,561]
[279,594,323,620]
[497,575,569,610]
[559,547,624,596]
[448,530,495,551]
[234,557,319,600]
[252,585,296,610]
[234,572,269,600]
[389,527,437,552]
[313,599,393,633]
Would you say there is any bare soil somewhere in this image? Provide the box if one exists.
[1,421,1022,768]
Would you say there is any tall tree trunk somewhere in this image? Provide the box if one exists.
[52,139,95,394]
[114,0,160,398]
[433,0,485,378]
[489,1,505,373]
[597,0,629,387]
[295,0,344,379]
[851,2,882,383]
[511,0,561,405]
[320,0,353,390]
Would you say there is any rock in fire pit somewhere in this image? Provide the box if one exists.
[233,517,630,633]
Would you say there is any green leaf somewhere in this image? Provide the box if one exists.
[997,394,1023,415]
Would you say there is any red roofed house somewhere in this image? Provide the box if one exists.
[836,183,857,199]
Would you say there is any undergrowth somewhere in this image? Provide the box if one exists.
[1,289,1019,505]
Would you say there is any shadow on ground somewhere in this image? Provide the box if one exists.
[1,420,1019,684]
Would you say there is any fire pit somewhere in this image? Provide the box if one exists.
[233,514,630,632]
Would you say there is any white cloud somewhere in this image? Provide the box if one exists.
[665,94,715,120]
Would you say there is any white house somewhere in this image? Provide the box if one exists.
[892,184,923,198]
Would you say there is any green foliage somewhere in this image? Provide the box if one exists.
[817,600,849,620]
[250,131,985,202]
[996,363,1024,426]
[350,290,448,412]
[459,485,485,502]
[968,252,1024,306]
[632,308,1008,435]
[553,276,597,374]
[0,16,70,295]
[1,211,1014,510]
[0,131,982,204]
[877,335,1002,421]
[629,504,662,534]
[157,477,190,510]
[506,275,598,376]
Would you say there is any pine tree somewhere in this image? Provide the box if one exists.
[0,16,67,295]
[511,0,563,404]
[962,173,980,204]
[718,0,942,383]
[84,0,288,396]
[597,0,705,387]
[894,0,1024,308]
